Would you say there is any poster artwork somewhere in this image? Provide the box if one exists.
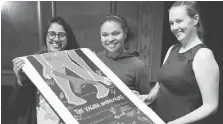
[20,48,165,124]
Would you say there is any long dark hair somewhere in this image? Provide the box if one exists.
[170,1,205,41]
[38,16,79,53]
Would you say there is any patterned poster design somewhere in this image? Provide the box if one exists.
[20,48,165,124]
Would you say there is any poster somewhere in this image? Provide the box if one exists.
[20,48,165,124]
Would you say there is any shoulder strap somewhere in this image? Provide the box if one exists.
[168,43,181,58]
[191,44,208,60]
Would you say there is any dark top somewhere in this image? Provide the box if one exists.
[154,43,207,123]
[7,79,37,124]
[97,49,151,94]
[7,50,46,124]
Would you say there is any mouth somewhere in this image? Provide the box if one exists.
[174,31,183,37]
[106,42,119,49]
[50,41,64,49]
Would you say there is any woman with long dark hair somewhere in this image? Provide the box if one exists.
[11,16,79,124]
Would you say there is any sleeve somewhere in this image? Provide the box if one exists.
[8,75,37,115]
[135,63,151,94]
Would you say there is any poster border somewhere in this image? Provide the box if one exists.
[21,48,165,124]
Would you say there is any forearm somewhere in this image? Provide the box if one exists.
[149,82,160,96]
[169,103,218,124]
[140,82,160,105]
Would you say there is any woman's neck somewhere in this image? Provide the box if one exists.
[107,47,125,58]
[180,34,202,52]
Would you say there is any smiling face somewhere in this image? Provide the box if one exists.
[100,21,126,54]
[169,6,198,43]
[46,23,67,52]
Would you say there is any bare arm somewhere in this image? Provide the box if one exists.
[162,45,174,65]
[168,48,219,124]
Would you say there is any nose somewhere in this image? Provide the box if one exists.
[107,35,115,43]
[171,23,179,32]
[54,35,60,41]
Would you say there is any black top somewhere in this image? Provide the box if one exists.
[154,43,207,123]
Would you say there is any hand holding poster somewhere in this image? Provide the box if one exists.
[19,48,165,124]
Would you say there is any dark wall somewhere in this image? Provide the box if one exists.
[56,1,110,52]
[201,2,223,124]
[161,1,175,63]
[55,1,144,52]
[1,2,53,124]
[162,2,223,124]
[1,1,39,70]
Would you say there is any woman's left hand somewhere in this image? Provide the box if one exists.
[131,90,140,96]
[139,94,153,105]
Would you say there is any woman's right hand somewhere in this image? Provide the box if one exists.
[12,58,26,86]
[139,93,157,105]
[140,82,160,105]
[132,90,140,96]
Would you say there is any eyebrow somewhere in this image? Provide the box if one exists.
[101,30,120,33]
[112,30,120,32]
[48,31,66,33]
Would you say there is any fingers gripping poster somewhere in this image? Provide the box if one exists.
[20,48,165,124]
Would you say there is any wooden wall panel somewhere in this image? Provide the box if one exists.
[137,1,164,81]
[116,1,164,81]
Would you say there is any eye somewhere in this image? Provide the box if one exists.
[169,21,174,26]
[58,32,66,38]
[112,31,120,36]
[176,19,183,24]
[48,31,55,37]
[101,33,108,37]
